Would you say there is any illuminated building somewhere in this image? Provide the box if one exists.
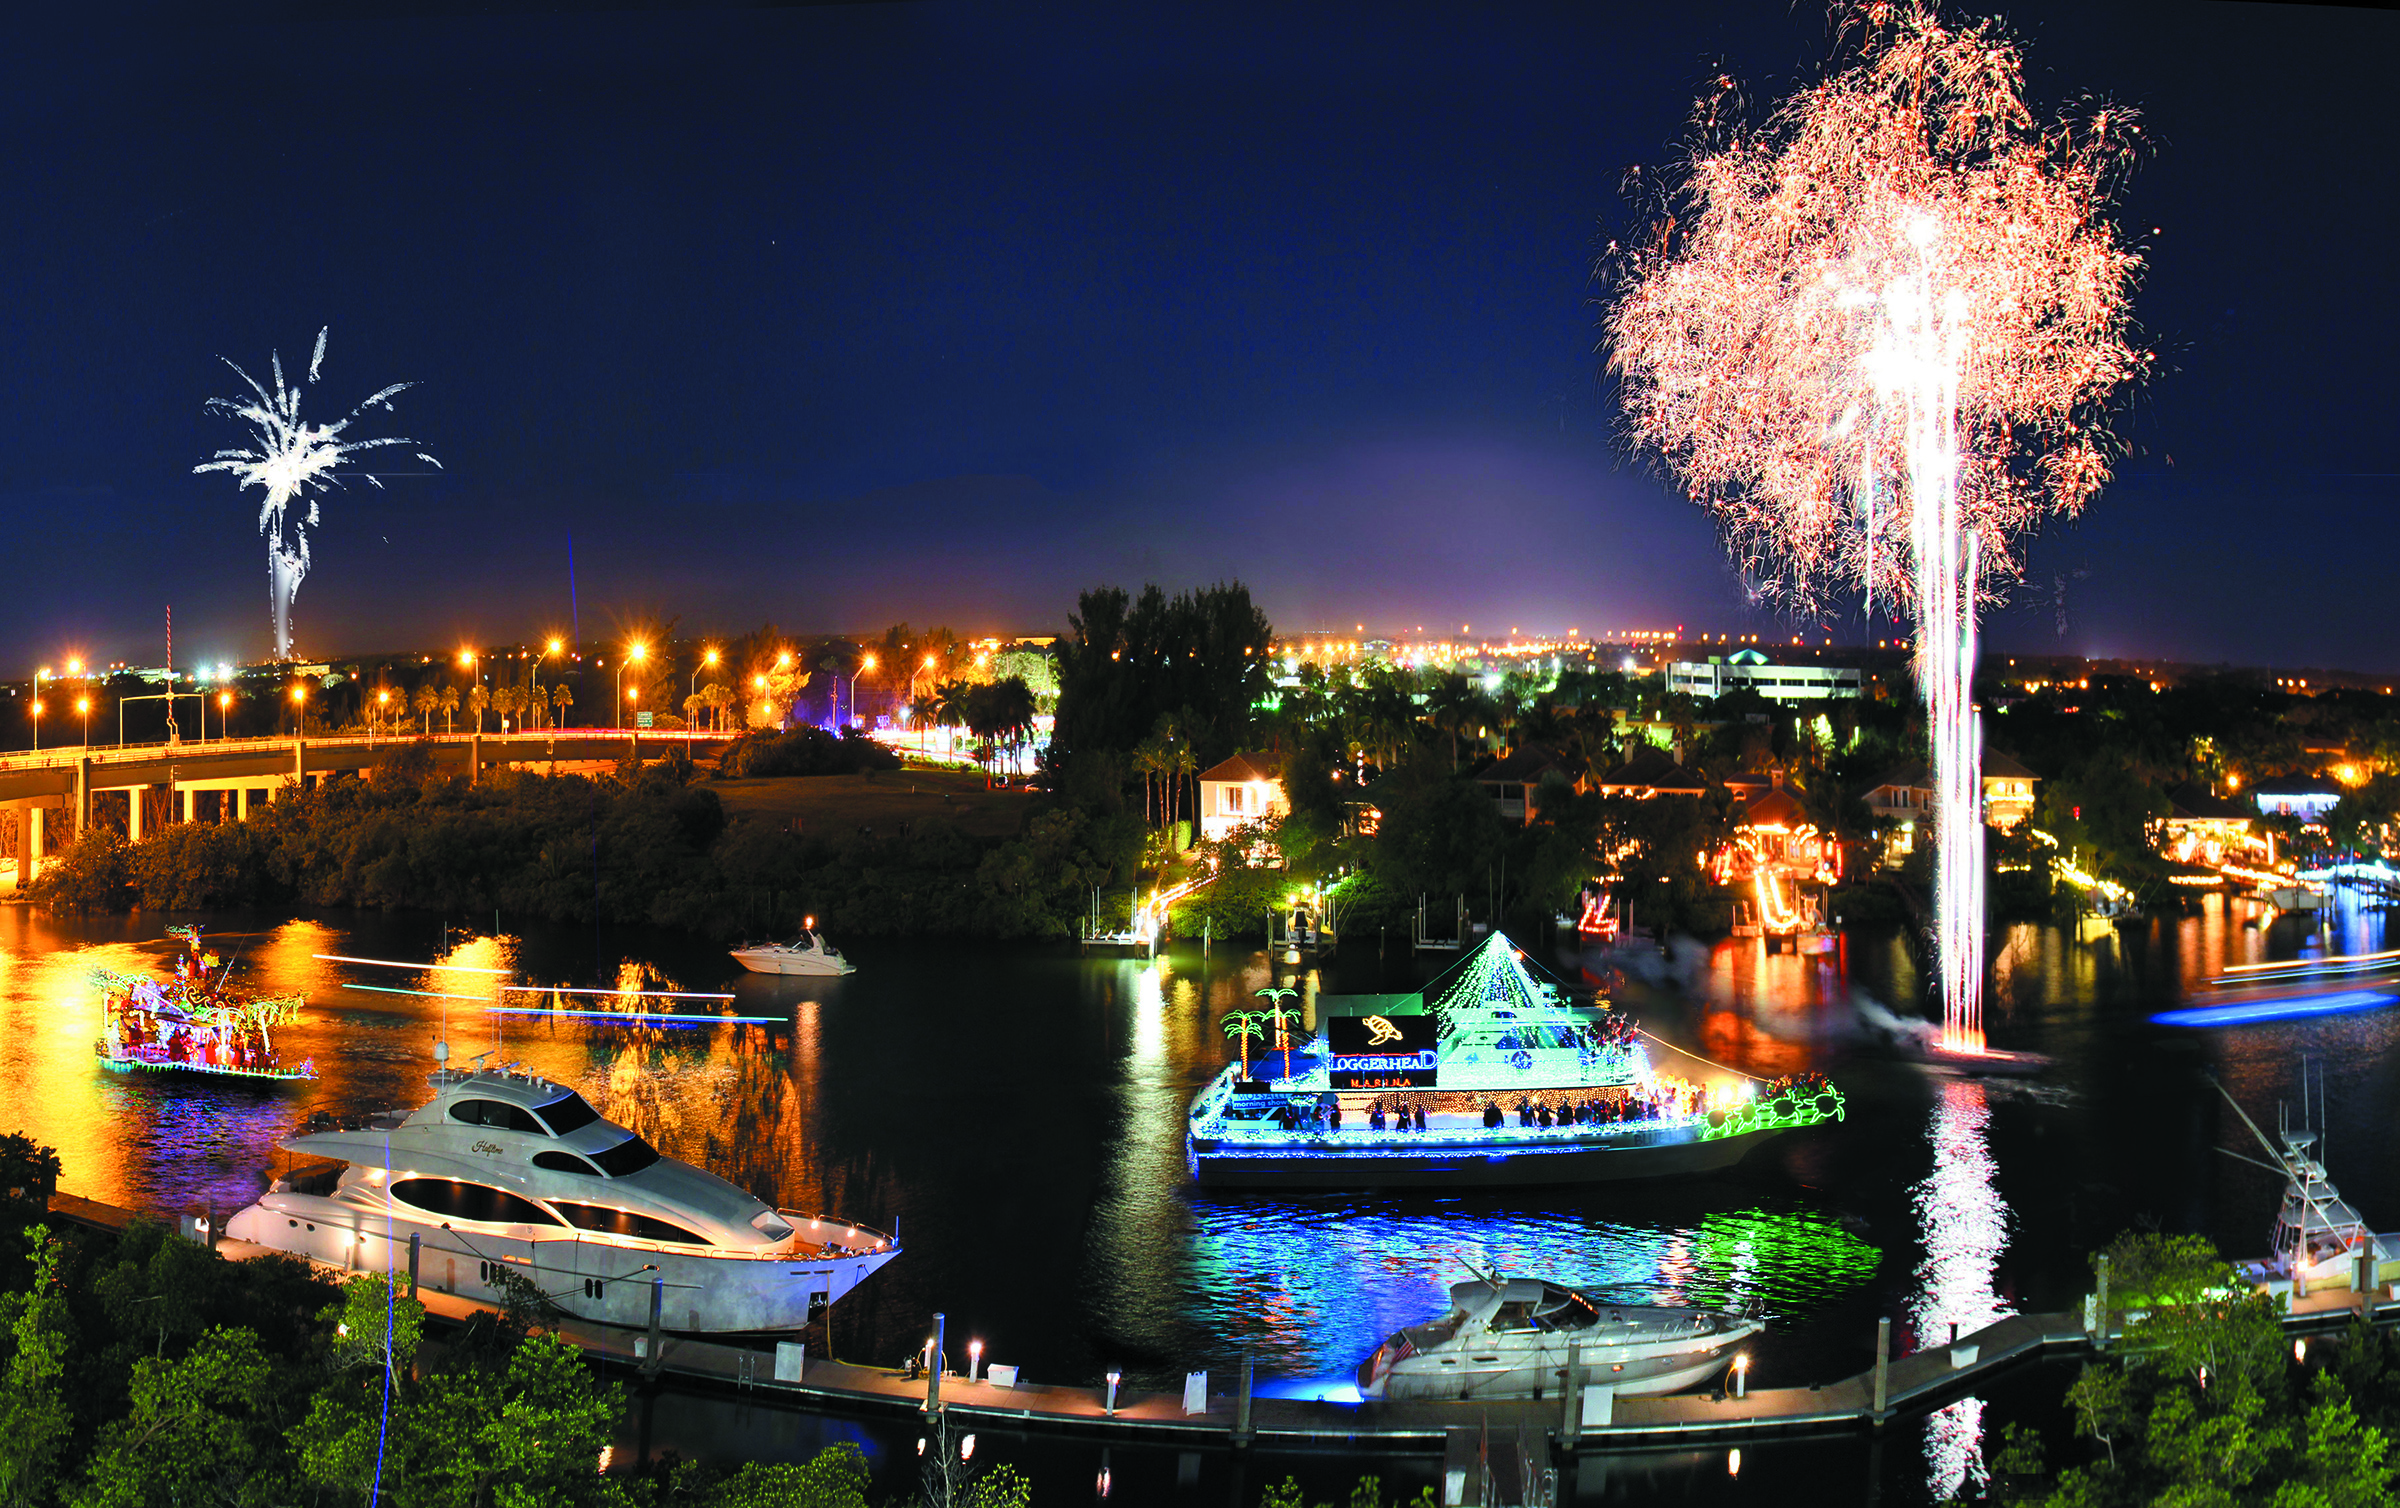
[1469,747,1572,826]
[1593,747,1707,800]
[2252,775,2344,823]
[1666,648,1863,702]
[1715,780,1839,937]
[1865,763,1936,864]
[1979,749,2039,831]
[2154,782,2261,868]
[1195,751,1288,844]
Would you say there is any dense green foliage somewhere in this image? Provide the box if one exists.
[33,744,1139,942]
[1999,1232,2400,1507]
[716,728,901,779]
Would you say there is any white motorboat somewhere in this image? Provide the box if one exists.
[225,1054,897,1334]
[730,932,855,976]
[1356,1276,1761,1402]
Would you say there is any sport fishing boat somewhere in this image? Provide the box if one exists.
[729,931,855,976]
[1186,931,1842,1189]
[2216,1073,2400,1302]
[1358,1274,1762,1402]
[93,926,311,1082]
[224,1046,897,1334]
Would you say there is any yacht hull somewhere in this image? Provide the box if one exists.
[729,950,855,977]
[1375,1344,1740,1402]
[225,1189,897,1334]
[1188,1124,1785,1189]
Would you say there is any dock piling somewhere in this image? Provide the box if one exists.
[407,1234,420,1299]
[1233,1354,1253,1448]
[926,1312,945,1416]
[2094,1255,2111,1350]
[1871,1316,1891,1423]
[1560,1340,1583,1448]
[643,1276,664,1379]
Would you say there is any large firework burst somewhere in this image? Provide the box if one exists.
[1606,3,2147,1049]
[195,328,437,660]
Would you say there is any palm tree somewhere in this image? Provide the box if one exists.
[467,684,490,733]
[550,682,572,729]
[1133,735,1169,826]
[1255,986,1302,1081]
[412,684,438,736]
[492,685,521,732]
[1424,672,1478,770]
[1221,1011,1270,1079]
[1167,732,1198,839]
[439,685,460,734]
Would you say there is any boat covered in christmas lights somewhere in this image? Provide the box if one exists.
[1356,1271,1761,1401]
[93,926,312,1082]
[1185,932,1842,1189]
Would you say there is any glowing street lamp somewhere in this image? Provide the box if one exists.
[288,683,306,736]
[615,643,648,728]
[376,687,391,740]
[218,691,233,743]
[31,667,46,753]
[77,696,90,748]
[534,637,564,729]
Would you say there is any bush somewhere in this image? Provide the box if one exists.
[716,727,900,779]
[29,827,130,912]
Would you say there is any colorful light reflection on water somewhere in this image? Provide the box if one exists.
[1909,1079,2011,1501]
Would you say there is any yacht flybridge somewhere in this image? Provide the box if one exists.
[1358,1276,1761,1402]
[226,1052,897,1335]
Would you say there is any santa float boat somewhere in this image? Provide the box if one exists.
[225,1043,897,1335]
[1186,931,1842,1190]
[93,926,311,1082]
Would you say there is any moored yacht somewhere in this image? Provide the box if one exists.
[225,1053,897,1334]
[1357,1276,1762,1401]
[730,932,856,976]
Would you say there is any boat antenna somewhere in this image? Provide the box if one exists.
[1455,1252,1503,1290]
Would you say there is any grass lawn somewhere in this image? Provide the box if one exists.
[706,765,1031,839]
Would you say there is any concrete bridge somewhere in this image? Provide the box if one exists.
[0,728,737,890]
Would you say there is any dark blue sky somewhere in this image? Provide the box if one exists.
[2,2,2392,670]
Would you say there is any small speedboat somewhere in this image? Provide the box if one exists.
[1357,1276,1761,1401]
[729,932,855,976]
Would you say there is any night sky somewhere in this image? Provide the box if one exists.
[2,2,2393,670]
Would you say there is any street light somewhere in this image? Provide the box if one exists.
[77,697,90,748]
[288,684,306,737]
[218,691,233,743]
[31,668,46,753]
[615,643,647,728]
[376,687,391,741]
[691,646,720,731]
[538,637,564,728]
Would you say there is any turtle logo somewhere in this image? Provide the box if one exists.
[1362,1015,1404,1046]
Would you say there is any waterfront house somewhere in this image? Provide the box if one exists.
[1196,752,1288,844]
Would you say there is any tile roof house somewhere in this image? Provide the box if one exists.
[1195,752,1288,844]
[1594,746,1709,799]
[1469,747,1570,825]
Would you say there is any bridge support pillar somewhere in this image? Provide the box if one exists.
[127,787,145,842]
[75,757,90,832]
[469,733,482,786]
[17,806,43,890]
[237,788,251,822]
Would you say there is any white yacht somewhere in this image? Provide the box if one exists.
[730,933,856,976]
[225,1057,897,1334]
[1357,1277,1761,1402]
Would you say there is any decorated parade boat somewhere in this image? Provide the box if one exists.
[93,926,311,1082]
[226,1043,899,1335]
[1186,931,1842,1189]
[1357,1271,1762,1401]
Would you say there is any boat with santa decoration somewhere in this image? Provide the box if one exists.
[1186,930,1841,1189]
[92,926,312,1082]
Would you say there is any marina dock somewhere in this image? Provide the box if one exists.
[46,1187,2400,1455]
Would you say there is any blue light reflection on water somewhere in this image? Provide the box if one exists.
[1182,1196,1882,1391]
[2149,988,2391,1028]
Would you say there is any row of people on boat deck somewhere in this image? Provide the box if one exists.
[1365,1101,1426,1133]
[111,1013,275,1070]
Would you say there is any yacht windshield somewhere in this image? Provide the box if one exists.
[589,1135,662,1177]
[534,1092,601,1135]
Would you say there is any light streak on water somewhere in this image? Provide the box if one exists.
[1910,1078,2012,1500]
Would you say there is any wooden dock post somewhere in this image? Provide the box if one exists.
[1871,1317,1891,1423]
[1560,1340,1583,1448]
[2094,1255,2111,1350]
[407,1234,420,1299]
[926,1312,945,1416]
[1233,1354,1253,1448]
[643,1276,664,1378]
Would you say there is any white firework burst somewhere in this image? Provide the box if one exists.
[195,327,438,660]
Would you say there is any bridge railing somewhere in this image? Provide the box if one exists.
[0,727,738,774]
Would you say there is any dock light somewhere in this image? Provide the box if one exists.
[969,1339,983,1382]
[959,1434,975,1461]
[1728,1448,1741,1477]
[1105,1369,1121,1415]
[804,915,817,930]
[2296,1339,2308,1363]
[1733,1354,1748,1397]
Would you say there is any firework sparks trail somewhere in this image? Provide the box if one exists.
[194,328,437,660]
[1606,3,2147,1050]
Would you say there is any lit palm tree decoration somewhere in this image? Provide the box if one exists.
[1221,1010,1271,1080]
[194,328,439,661]
[1255,986,1303,1081]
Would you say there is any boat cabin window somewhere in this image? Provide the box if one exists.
[390,1178,564,1227]
[550,1201,710,1245]
[1490,1302,1539,1332]
[449,1099,552,1135]
[588,1135,663,1177]
[534,1093,600,1135]
[532,1151,603,1177]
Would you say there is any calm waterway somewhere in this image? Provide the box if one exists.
[0,889,2389,1504]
